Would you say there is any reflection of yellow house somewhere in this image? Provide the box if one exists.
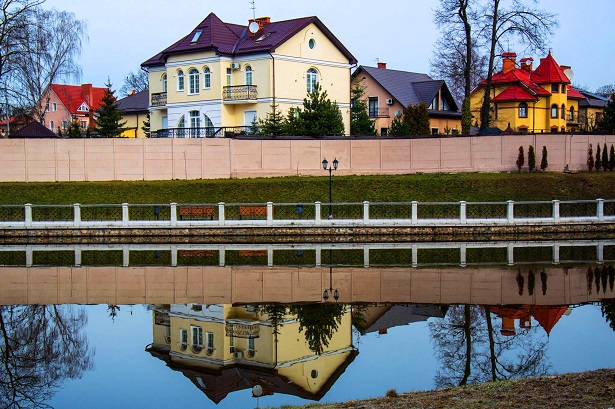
[470,52,585,133]
[141,13,357,137]
[147,304,357,404]
[117,90,149,138]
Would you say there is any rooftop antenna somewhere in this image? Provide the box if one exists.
[248,0,259,34]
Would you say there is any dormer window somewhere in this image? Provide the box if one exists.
[77,102,89,112]
[191,30,202,43]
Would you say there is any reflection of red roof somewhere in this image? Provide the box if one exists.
[532,305,568,336]
[492,85,538,102]
[50,84,107,114]
[531,53,570,84]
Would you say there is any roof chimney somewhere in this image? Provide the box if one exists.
[80,84,93,104]
[377,62,387,69]
[502,52,517,74]
[520,57,533,72]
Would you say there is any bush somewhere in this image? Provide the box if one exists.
[385,389,399,398]
[516,146,525,173]
[602,143,609,171]
[540,146,548,171]
[528,145,536,172]
[588,144,594,172]
[610,145,615,172]
[596,144,602,171]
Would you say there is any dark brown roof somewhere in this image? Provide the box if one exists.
[142,13,356,67]
[117,90,149,114]
[9,121,58,138]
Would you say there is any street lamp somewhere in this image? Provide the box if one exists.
[322,157,339,219]
[323,249,339,302]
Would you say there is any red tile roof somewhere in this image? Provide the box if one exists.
[566,86,585,100]
[142,12,356,67]
[492,84,539,102]
[531,52,570,84]
[51,84,107,114]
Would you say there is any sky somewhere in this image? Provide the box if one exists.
[42,0,615,97]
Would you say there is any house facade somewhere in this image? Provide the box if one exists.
[577,90,609,132]
[43,84,107,134]
[117,89,149,138]
[141,13,357,137]
[147,303,356,403]
[351,63,461,136]
[469,52,585,133]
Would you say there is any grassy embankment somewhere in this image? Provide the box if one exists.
[0,172,613,205]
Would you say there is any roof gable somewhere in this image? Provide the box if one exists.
[492,84,539,102]
[9,121,58,138]
[530,52,570,84]
[51,84,107,114]
[117,90,149,113]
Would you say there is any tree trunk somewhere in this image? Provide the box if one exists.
[480,0,500,130]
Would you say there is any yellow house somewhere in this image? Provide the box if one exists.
[141,13,357,137]
[147,303,357,404]
[117,90,149,138]
[470,52,585,133]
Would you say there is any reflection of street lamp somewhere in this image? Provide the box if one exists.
[323,249,339,301]
[322,157,338,219]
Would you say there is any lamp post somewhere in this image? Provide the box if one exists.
[322,157,338,219]
[323,249,339,302]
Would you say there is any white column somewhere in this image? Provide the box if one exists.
[315,202,322,225]
[507,200,514,224]
[25,204,32,228]
[460,201,467,224]
[363,201,370,223]
[553,243,560,264]
[597,198,605,221]
[552,200,560,222]
[218,202,225,226]
[507,243,514,266]
[171,245,177,267]
[460,244,467,267]
[170,203,178,226]
[411,201,418,225]
[122,203,129,227]
[73,203,81,227]
[267,202,273,226]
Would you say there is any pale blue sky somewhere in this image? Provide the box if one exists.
[43,0,614,96]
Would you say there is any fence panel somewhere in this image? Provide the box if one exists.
[273,203,316,221]
[604,200,615,217]
[129,204,172,221]
[417,202,459,220]
[466,202,507,219]
[81,205,123,221]
[324,203,363,220]
[0,205,24,222]
[31,205,73,222]
[369,203,413,220]
[224,203,268,221]
[176,204,218,221]
[559,200,597,218]
[513,201,553,218]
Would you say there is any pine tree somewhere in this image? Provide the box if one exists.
[528,145,536,172]
[299,83,345,136]
[540,146,548,171]
[602,143,609,171]
[67,118,82,138]
[596,144,602,171]
[141,112,150,137]
[94,79,126,138]
[587,144,594,171]
[415,101,431,135]
[609,144,615,172]
[284,107,304,136]
[461,98,472,135]
[350,81,376,136]
[259,104,286,136]
[599,93,615,132]
[516,146,524,172]
[389,112,410,136]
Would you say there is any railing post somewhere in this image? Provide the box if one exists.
[507,243,514,266]
[315,202,322,225]
[25,246,33,267]
[460,244,467,267]
[218,202,225,226]
[364,247,370,268]
[552,200,560,222]
[460,201,467,224]
[25,203,32,228]
[363,201,370,222]
[267,202,273,226]
[268,245,274,267]
[219,248,225,267]
[74,247,82,267]
[597,242,604,264]
[315,245,322,267]
[597,198,605,221]
[122,203,129,227]
[170,203,178,227]
[553,243,560,264]
[171,246,177,267]
[507,200,514,224]
[411,201,418,225]
[412,244,418,267]
[73,203,81,227]
[122,247,130,267]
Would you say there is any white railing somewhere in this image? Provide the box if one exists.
[0,199,613,229]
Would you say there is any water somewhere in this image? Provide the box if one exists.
[1,241,615,409]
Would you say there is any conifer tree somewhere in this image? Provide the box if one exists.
[284,107,304,136]
[599,93,615,132]
[587,144,594,171]
[299,83,345,136]
[67,118,82,138]
[389,112,410,136]
[461,98,472,135]
[528,145,536,172]
[415,101,431,135]
[94,79,126,138]
[540,146,548,171]
[602,143,609,171]
[609,144,615,172]
[516,146,524,173]
[141,112,150,137]
[259,104,285,136]
[350,81,376,136]
[596,144,602,171]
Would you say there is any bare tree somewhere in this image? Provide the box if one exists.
[478,0,558,131]
[12,7,87,123]
[119,69,149,97]
[0,0,43,81]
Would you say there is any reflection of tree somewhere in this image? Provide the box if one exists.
[601,300,615,331]
[0,305,94,408]
[107,304,121,321]
[257,304,288,339]
[430,304,550,388]
[290,304,345,355]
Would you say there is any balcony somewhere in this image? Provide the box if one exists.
[150,126,256,139]
[223,85,257,102]
[369,107,390,118]
[151,92,167,107]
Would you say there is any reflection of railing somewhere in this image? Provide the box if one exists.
[223,85,257,101]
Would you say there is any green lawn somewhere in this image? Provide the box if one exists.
[0,172,613,205]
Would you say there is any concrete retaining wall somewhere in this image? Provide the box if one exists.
[1,134,614,182]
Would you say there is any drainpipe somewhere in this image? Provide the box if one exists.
[269,53,276,107]
[532,102,536,134]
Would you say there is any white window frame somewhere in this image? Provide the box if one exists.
[52,102,57,112]
[191,326,203,352]
[180,329,188,350]
[77,102,89,112]
[80,120,87,130]
[50,120,54,131]
[62,120,67,130]
[245,65,253,86]
[247,336,255,357]
[188,68,199,95]
[226,68,232,87]
[205,332,214,355]
[162,74,167,93]
[203,67,211,89]
[307,68,318,93]
[177,70,185,91]
[229,335,235,353]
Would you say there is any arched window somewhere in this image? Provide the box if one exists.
[177,70,184,91]
[177,115,185,137]
[203,67,211,89]
[162,74,167,92]
[518,102,528,118]
[569,106,575,121]
[245,65,253,86]
[306,68,318,93]
[561,104,565,119]
[204,114,214,137]
[551,104,558,118]
[189,69,199,94]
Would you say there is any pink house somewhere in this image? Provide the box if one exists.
[43,84,107,134]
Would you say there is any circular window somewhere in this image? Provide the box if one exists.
[311,369,319,379]
[309,39,316,49]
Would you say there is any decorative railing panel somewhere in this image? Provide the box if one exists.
[151,92,167,107]
[223,85,258,101]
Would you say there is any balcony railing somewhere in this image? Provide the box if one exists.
[369,107,390,118]
[223,85,258,101]
[150,126,256,138]
[151,92,167,107]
